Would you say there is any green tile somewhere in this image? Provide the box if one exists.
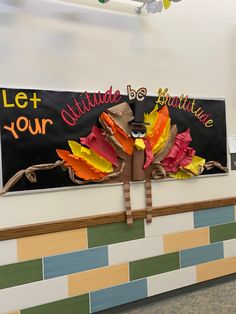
[88,219,145,248]
[210,222,236,243]
[130,252,180,281]
[21,295,89,314]
[0,259,42,289]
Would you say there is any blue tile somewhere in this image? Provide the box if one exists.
[180,242,224,268]
[194,206,235,228]
[90,279,147,313]
[44,246,108,279]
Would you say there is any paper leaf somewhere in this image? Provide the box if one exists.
[161,128,195,173]
[183,156,206,175]
[107,102,133,135]
[169,156,206,179]
[80,126,118,167]
[146,105,169,150]
[154,124,177,163]
[143,139,154,169]
[68,141,113,173]
[169,170,192,180]
[56,149,107,180]
[152,118,171,154]
[100,112,134,156]
[144,105,159,137]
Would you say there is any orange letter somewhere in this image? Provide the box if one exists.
[4,122,19,139]
[16,116,29,132]
[41,118,53,134]
[28,118,42,135]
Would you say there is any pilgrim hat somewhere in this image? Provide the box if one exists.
[130,101,150,126]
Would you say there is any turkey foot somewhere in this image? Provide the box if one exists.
[145,180,153,223]
[123,183,133,224]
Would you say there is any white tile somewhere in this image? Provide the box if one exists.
[0,240,17,266]
[224,238,236,258]
[145,212,194,237]
[0,276,68,314]
[147,266,197,297]
[108,236,163,265]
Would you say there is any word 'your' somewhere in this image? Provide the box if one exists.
[4,117,53,139]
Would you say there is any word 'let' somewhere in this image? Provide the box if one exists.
[1,89,41,109]
[156,88,214,128]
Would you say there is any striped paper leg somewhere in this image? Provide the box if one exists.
[145,180,153,223]
[123,183,133,224]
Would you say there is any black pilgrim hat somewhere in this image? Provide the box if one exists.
[130,101,150,126]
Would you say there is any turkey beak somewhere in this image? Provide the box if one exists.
[134,138,145,151]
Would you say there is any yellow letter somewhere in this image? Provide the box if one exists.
[15,92,28,108]
[29,92,41,109]
[1,89,14,107]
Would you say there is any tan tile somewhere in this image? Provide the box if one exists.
[68,263,129,296]
[18,229,87,261]
[197,256,236,282]
[163,227,209,253]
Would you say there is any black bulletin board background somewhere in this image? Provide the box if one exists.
[0,87,227,193]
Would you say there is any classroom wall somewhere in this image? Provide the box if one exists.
[0,0,236,228]
[0,1,236,313]
[0,0,236,227]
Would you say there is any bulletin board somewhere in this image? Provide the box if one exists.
[0,86,228,194]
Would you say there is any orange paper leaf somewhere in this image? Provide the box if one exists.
[56,149,107,180]
[147,105,169,149]
[100,112,134,155]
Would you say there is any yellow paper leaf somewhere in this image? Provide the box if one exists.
[163,0,171,10]
[68,141,113,173]
[169,156,206,179]
[144,106,159,137]
[184,156,206,175]
[169,170,193,180]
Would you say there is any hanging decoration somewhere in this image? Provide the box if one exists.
[135,0,183,14]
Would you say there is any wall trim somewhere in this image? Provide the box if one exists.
[0,197,235,241]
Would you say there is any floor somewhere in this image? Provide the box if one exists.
[100,276,236,314]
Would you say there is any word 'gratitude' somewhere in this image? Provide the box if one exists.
[156,88,214,128]
[60,87,121,127]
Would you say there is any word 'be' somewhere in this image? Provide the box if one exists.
[1,89,41,109]
[4,117,53,139]
[127,85,147,102]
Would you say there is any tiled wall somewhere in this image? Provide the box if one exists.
[0,206,236,314]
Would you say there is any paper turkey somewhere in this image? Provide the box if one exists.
[57,99,228,224]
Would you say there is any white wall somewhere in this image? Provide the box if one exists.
[0,0,236,228]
